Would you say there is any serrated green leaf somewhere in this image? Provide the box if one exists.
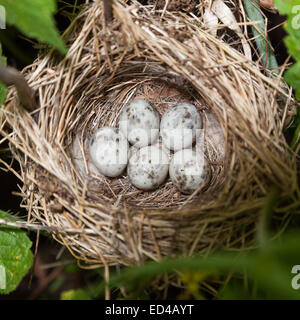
[274,1,300,59]
[0,211,33,294]
[0,0,67,54]
[274,0,300,14]
[274,0,300,99]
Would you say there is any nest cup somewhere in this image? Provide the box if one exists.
[1,0,297,266]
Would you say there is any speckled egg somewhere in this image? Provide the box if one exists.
[119,99,160,148]
[160,102,202,151]
[127,145,169,191]
[169,149,210,194]
[89,126,129,177]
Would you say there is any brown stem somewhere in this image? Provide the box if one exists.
[0,63,36,112]
[103,0,113,24]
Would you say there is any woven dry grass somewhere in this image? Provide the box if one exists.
[0,0,298,267]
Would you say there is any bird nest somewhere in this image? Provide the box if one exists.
[0,0,297,266]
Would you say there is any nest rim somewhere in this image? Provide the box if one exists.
[0,0,298,266]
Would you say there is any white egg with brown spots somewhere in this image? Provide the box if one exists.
[127,145,169,191]
[89,126,129,177]
[160,102,202,151]
[169,149,210,194]
[119,99,160,148]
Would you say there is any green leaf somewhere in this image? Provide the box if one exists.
[0,43,7,105]
[285,62,300,100]
[274,0,300,14]
[243,0,279,73]
[0,0,67,54]
[60,279,108,300]
[274,0,300,98]
[0,211,33,294]
[61,288,92,300]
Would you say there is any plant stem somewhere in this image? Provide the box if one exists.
[0,63,36,111]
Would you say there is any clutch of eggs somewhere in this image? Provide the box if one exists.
[86,98,215,194]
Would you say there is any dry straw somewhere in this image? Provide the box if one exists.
[0,0,298,267]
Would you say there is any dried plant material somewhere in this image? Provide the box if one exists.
[197,110,225,164]
[148,0,197,12]
[0,0,297,267]
[203,7,219,37]
[211,0,252,60]
[259,0,276,11]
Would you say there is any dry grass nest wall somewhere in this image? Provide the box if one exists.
[0,0,298,266]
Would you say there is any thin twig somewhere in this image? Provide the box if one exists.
[0,218,98,235]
